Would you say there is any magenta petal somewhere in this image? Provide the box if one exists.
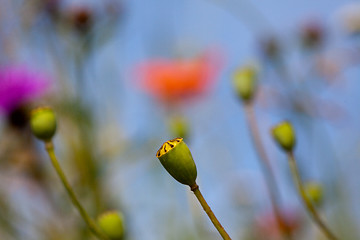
[0,66,50,113]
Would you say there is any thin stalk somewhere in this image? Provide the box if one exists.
[44,141,109,240]
[190,184,232,240]
[287,152,338,240]
[244,103,292,240]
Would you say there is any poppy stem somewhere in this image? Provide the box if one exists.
[44,141,109,240]
[287,152,338,240]
[244,103,293,240]
[190,183,232,240]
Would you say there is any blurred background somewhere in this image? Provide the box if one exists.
[0,0,359,239]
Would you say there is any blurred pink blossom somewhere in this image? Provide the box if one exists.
[0,66,50,114]
[255,209,302,239]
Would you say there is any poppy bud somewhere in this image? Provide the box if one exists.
[30,107,57,141]
[98,211,125,240]
[271,121,296,152]
[156,138,197,186]
[305,182,323,206]
[169,117,189,140]
[232,66,257,103]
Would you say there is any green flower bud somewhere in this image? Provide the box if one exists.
[98,211,125,240]
[156,138,197,186]
[271,121,296,152]
[30,107,57,141]
[305,182,323,206]
[169,117,189,140]
[232,66,257,103]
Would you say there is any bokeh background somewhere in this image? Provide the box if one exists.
[0,0,359,239]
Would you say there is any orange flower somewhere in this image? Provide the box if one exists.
[135,51,222,104]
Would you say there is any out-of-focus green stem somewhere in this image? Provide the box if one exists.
[287,152,338,240]
[244,103,293,240]
[0,193,17,238]
[191,184,232,240]
[44,141,109,240]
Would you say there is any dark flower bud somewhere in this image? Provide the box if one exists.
[300,21,325,49]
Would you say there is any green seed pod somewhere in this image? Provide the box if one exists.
[98,211,125,240]
[232,66,257,103]
[156,138,197,186]
[305,182,323,206]
[30,107,57,141]
[271,121,296,152]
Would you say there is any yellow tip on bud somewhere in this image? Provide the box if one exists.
[30,107,57,141]
[271,121,296,152]
[97,211,125,240]
[156,138,197,186]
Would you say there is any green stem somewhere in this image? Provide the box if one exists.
[244,104,293,240]
[191,184,232,240]
[287,152,338,240]
[44,141,109,240]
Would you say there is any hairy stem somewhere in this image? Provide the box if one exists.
[287,152,338,240]
[191,184,232,240]
[44,141,108,240]
[244,103,293,240]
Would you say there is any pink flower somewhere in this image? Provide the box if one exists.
[0,66,50,114]
[254,209,302,239]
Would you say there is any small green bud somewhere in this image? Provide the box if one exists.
[271,121,296,152]
[305,182,323,206]
[30,107,57,141]
[169,117,189,140]
[232,66,257,103]
[156,138,197,186]
[98,211,125,240]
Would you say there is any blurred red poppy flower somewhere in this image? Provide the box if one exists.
[134,50,223,104]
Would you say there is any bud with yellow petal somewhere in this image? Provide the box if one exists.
[98,211,125,240]
[232,66,257,103]
[156,138,197,186]
[271,121,296,152]
[30,107,57,141]
[305,182,323,206]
